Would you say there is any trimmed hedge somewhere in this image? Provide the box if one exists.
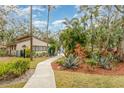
[0,58,30,80]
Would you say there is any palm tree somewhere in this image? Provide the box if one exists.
[46,5,56,49]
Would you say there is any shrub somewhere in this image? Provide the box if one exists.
[63,54,80,69]
[33,51,48,57]
[10,58,30,76]
[85,49,92,58]
[25,48,36,58]
[48,45,56,56]
[0,63,11,77]
[0,49,7,56]
[25,48,31,57]
[0,58,30,80]
[99,54,113,70]
[85,59,98,69]
[92,51,113,70]
[85,48,99,58]
[56,58,65,66]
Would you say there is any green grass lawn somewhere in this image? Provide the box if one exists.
[54,71,124,88]
[0,82,26,88]
[30,57,48,69]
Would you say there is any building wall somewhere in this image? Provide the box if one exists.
[16,37,47,50]
[33,37,47,46]
[17,37,48,56]
[16,40,30,51]
[8,37,48,56]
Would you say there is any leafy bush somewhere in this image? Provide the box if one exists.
[56,58,65,66]
[25,48,30,57]
[25,48,36,57]
[48,45,56,56]
[0,49,7,56]
[85,48,99,58]
[0,63,11,77]
[0,58,30,80]
[85,49,92,58]
[85,58,98,68]
[33,51,48,57]
[92,52,113,70]
[99,54,113,70]
[63,54,80,69]
[10,58,30,76]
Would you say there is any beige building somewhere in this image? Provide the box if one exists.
[7,35,48,56]
[0,45,6,50]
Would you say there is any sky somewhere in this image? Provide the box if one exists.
[18,5,79,32]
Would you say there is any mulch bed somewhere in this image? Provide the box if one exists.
[51,62,124,76]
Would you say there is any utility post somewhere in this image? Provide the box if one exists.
[46,5,50,50]
[30,5,33,61]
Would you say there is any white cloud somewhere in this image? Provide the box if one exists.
[33,20,47,28]
[52,20,65,25]
[33,19,65,32]
[19,6,46,15]
[50,19,65,32]
[33,6,46,12]
[19,7,30,15]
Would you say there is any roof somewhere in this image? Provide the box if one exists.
[7,34,48,46]
[16,34,47,42]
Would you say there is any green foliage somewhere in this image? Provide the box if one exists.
[47,36,60,57]
[0,58,30,80]
[0,49,7,56]
[91,52,113,69]
[85,58,98,67]
[48,44,56,56]
[0,63,11,77]
[9,58,30,76]
[25,48,35,57]
[60,26,87,56]
[63,54,80,69]
[25,48,31,57]
[56,58,65,66]
[34,51,48,57]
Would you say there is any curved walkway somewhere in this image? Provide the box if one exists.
[24,54,63,88]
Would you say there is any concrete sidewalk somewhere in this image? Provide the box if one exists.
[24,55,63,88]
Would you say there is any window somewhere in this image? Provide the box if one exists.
[33,46,35,51]
[32,46,47,51]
